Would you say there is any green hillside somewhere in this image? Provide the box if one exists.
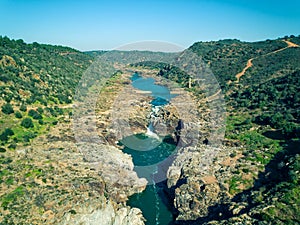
[188,35,300,224]
[0,36,93,148]
[131,35,300,224]
[189,38,287,86]
[0,36,93,105]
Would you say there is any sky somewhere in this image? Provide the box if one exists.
[0,0,299,51]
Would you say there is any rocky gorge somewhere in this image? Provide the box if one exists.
[0,66,260,224]
[1,35,299,225]
[87,67,244,224]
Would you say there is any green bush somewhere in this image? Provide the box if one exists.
[1,103,14,114]
[21,118,34,128]
[282,122,299,138]
[1,186,25,210]
[19,104,27,112]
[4,128,14,136]
[0,128,14,142]
[14,111,22,118]
[37,107,43,114]
[54,106,63,115]
[0,133,9,142]
[28,109,42,120]
[23,132,36,142]
[8,143,16,149]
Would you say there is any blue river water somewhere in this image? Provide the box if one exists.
[120,73,177,225]
[131,72,176,106]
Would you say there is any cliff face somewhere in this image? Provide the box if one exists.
[166,144,235,221]
[61,200,145,225]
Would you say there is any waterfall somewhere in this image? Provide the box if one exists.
[146,105,161,140]
[146,122,160,140]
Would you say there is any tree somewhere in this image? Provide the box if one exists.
[37,107,43,114]
[28,109,42,120]
[282,122,299,138]
[15,111,22,119]
[270,112,284,129]
[1,103,14,114]
[19,104,27,112]
[21,118,34,128]
[0,128,14,142]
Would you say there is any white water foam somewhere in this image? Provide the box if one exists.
[146,123,160,140]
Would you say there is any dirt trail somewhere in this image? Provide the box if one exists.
[284,40,299,48]
[235,40,299,82]
[235,58,253,82]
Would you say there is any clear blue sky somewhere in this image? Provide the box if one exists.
[0,0,299,51]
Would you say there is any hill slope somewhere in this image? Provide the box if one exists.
[132,35,300,224]
[0,37,146,224]
[0,36,94,147]
[177,35,300,224]
[0,36,93,105]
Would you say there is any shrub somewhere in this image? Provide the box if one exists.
[14,111,22,119]
[4,128,14,136]
[37,107,43,114]
[54,106,63,115]
[46,107,57,117]
[21,118,34,128]
[282,122,299,139]
[230,152,237,158]
[28,109,42,120]
[19,104,27,112]
[0,128,14,142]
[22,132,36,142]
[1,103,14,114]
[0,133,9,142]
[8,143,16,149]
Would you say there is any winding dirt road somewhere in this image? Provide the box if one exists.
[235,58,253,82]
[284,40,299,48]
[235,40,299,82]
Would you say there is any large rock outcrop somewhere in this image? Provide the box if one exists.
[166,144,240,222]
[61,199,145,225]
[0,116,147,224]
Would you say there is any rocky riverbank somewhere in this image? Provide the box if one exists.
[98,67,239,223]
[0,113,147,224]
[0,66,253,224]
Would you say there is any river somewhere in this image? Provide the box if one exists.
[119,72,177,225]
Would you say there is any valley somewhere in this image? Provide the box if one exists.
[0,35,299,225]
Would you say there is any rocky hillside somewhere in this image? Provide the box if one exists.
[0,37,148,224]
[162,35,300,224]
[0,36,95,148]
[131,35,300,224]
